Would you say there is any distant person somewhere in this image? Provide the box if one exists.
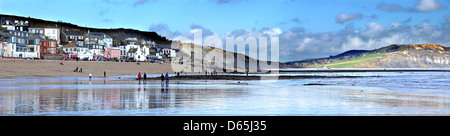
[80,68,83,73]
[138,73,142,84]
[165,72,169,83]
[143,73,147,79]
[161,73,165,84]
[104,71,106,77]
[89,73,92,80]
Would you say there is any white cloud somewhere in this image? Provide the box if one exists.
[151,16,450,62]
[262,28,283,37]
[361,22,386,37]
[414,0,446,12]
[335,13,363,23]
[341,37,366,52]
[377,0,446,12]
[295,38,313,52]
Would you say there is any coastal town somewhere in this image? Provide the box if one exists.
[0,16,177,62]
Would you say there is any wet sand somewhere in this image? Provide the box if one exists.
[1,72,450,115]
[280,68,450,72]
[0,59,176,78]
[142,75,375,80]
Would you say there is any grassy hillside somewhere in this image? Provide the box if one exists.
[314,52,391,68]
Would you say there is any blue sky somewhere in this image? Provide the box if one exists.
[1,0,449,61]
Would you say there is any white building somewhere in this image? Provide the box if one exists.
[62,42,92,59]
[1,17,15,30]
[1,30,40,58]
[29,27,44,35]
[87,31,113,48]
[147,47,162,60]
[160,48,176,58]
[44,24,60,44]
[125,44,149,61]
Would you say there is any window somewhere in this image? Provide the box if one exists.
[52,30,56,34]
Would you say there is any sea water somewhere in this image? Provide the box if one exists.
[0,71,449,115]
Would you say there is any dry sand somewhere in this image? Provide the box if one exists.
[0,59,177,78]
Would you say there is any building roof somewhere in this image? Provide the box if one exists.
[27,33,41,40]
[1,17,15,26]
[63,42,77,48]
[63,42,88,48]
[128,48,137,53]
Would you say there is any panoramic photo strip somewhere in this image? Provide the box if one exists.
[1,0,450,134]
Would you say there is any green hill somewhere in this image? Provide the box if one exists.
[315,52,391,68]
[289,44,450,68]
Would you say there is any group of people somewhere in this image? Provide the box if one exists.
[74,67,83,73]
[137,72,172,84]
[137,72,147,80]
[205,70,218,76]
[161,73,169,84]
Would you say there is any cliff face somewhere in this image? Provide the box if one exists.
[291,44,450,68]
[174,43,270,73]
[361,49,450,68]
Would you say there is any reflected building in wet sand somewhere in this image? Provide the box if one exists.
[0,84,232,115]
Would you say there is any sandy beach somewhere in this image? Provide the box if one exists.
[0,59,176,78]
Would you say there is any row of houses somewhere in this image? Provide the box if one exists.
[1,16,177,62]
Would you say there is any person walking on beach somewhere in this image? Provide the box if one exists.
[89,73,92,80]
[138,73,142,84]
[165,72,169,84]
[143,73,147,79]
[80,68,83,73]
[104,71,106,77]
[161,73,165,84]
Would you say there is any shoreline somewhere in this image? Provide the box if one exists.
[1,59,450,79]
[140,75,379,81]
[279,68,450,73]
